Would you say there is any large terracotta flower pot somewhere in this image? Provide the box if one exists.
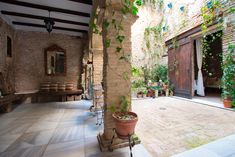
[223,99,232,108]
[112,111,138,139]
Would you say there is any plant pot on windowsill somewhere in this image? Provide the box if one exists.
[112,111,138,139]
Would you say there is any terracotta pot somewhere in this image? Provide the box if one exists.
[223,99,232,108]
[112,111,138,139]
[137,93,143,98]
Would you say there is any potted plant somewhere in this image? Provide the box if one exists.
[143,90,147,98]
[221,43,235,108]
[169,84,174,96]
[136,91,144,98]
[110,96,138,139]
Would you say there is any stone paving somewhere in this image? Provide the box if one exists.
[132,97,235,157]
[172,133,235,157]
[0,100,151,157]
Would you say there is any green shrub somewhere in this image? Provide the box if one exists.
[151,64,168,82]
[221,43,235,107]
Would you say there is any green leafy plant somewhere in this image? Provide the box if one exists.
[221,43,235,106]
[228,7,235,13]
[143,22,166,66]
[201,0,223,34]
[150,64,168,82]
[109,96,137,120]
[202,31,223,76]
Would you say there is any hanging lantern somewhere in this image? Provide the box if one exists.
[44,11,55,33]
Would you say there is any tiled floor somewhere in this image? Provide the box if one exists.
[0,100,151,157]
[172,134,235,157]
[2,98,235,157]
[133,97,235,157]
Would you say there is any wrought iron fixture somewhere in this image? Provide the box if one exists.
[44,11,55,33]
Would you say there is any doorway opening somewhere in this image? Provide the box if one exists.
[193,31,223,107]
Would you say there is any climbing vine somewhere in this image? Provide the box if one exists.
[201,0,223,34]
[142,21,166,67]
[200,0,224,76]
[142,0,164,10]
[90,0,143,82]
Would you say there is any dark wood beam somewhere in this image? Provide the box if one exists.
[0,0,90,17]
[1,11,89,27]
[12,21,88,33]
[68,0,92,5]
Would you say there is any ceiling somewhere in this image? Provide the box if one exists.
[0,0,93,37]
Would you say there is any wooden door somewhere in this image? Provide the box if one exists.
[168,39,193,98]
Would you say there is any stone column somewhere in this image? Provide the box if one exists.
[92,33,103,86]
[97,3,139,151]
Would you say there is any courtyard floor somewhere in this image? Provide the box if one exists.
[133,97,235,157]
[0,100,150,157]
[0,97,235,157]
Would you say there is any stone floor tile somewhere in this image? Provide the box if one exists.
[172,147,221,157]
[0,134,22,153]
[26,121,58,133]
[57,120,84,128]
[50,126,84,144]
[0,145,47,157]
[84,136,151,157]
[0,122,34,136]
[84,123,103,138]
[6,130,54,151]
[42,140,85,157]
[204,138,235,157]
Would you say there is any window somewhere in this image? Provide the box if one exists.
[7,36,12,57]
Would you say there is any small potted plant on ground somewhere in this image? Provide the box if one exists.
[136,91,144,98]
[110,96,138,139]
[221,43,235,108]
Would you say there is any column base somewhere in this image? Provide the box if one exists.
[97,132,141,152]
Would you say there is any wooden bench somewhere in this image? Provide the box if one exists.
[37,89,83,102]
[0,94,25,113]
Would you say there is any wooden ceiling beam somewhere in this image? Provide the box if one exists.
[1,11,89,26]
[0,0,90,17]
[12,21,88,33]
[68,0,92,5]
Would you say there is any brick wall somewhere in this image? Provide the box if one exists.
[0,17,15,95]
[222,0,235,52]
[14,31,83,92]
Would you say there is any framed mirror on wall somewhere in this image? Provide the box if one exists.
[44,44,66,76]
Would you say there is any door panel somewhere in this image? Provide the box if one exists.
[168,41,192,98]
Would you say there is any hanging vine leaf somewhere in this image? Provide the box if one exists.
[121,5,130,14]
[119,54,131,62]
[116,47,122,53]
[105,39,111,48]
[103,19,110,29]
[123,72,129,80]
[116,35,125,43]
[131,5,139,15]
[135,0,143,6]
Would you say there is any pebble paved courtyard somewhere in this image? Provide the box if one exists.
[133,97,235,157]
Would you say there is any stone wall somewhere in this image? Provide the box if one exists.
[0,17,15,95]
[222,0,235,52]
[14,31,83,92]
[131,0,205,67]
